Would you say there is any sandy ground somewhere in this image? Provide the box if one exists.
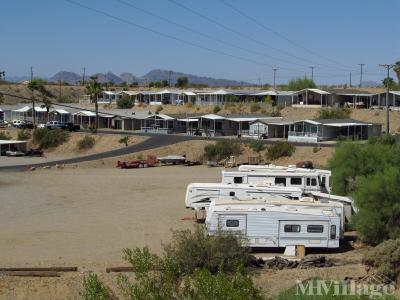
[0,164,395,299]
[0,130,146,166]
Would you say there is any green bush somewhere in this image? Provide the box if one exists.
[0,131,11,140]
[17,129,31,141]
[317,107,350,119]
[266,141,295,160]
[80,226,263,300]
[286,76,316,91]
[270,109,282,117]
[32,128,68,149]
[77,135,96,150]
[204,140,242,161]
[249,139,265,153]
[156,105,163,113]
[163,226,250,274]
[250,102,261,112]
[213,105,221,114]
[363,239,400,282]
[80,272,114,300]
[116,95,134,109]
[118,136,129,147]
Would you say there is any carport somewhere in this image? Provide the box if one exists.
[0,140,27,156]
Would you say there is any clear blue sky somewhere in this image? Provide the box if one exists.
[2,0,399,84]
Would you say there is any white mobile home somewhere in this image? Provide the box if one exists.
[222,170,328,193]
[185,183,303,210]
[206,199,341,249]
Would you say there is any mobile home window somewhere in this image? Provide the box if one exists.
[311,178,317,186]
[234,177,243,184]
[226,219,239,227]
[229,191,235,196]
[290,177,302,185]
[284,225,300,232]
[307,225,324,233]
[275,177,286,186]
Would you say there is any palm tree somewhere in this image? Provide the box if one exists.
[41,97,53,123]
[394,61,400,84]
[27,78,48,127]
[86,76,103,132]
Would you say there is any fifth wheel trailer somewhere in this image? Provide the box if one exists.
[185,182,302,210]
[206,199,341,249]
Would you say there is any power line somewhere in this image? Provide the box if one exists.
[114,0,313,71]
[219,0,354,71]
[64,0,305,73]
[166,0,350,72]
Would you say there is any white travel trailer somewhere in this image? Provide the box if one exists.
[185,183,303,210]
[206,198,341,249]
[238,164,331,193]
[222,170,328,193]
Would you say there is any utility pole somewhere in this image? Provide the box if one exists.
[349,72,352,87]
[82,67,86,86]
[258,77,262,88]
[30,66,36,126]
[309,66,315,81]
[380,64,395,134]
[358,63,364,87]
[168,70,172,87]
[273,68,277,90]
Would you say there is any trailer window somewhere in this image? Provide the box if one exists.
[311,178,317,186]
[330,225,337,239]
[226,220,239,227]
[284,225,300,232]
[234,177,243,184]
[307,225,324,233]
[290,177,302,185]
[229,192,235,197]
[275,177,286,186]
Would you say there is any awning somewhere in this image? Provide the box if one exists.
[199,114,226,120]
[53,109,70,114]
[177,118,199,122]
[73,110,96,117]
[12,106,31,113]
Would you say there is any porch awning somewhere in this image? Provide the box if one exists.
[199,114,226,120]
[177,118,199,122]
[73,110,96,117]
[12,106,31,112]
[53,109,70,114]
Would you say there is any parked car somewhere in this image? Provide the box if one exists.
[21,121,34,129]
[37,123,47,129]
[12,120,26,128]
[46,121,62,129]
[60,122,80,132]
[0,121,9,128]
[25,148,44,157]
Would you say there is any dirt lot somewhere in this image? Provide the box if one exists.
[0,164,379,299]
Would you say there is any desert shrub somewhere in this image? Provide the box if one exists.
[155,105,163,113]
[249,139,265,153]
[313,145,321,153]
[80,272,114,300]
[204,140,242,161]
[77,135,96,150]
[266,141,295,160]
[363,239,400,282]
[317,107,350,119]
[224,102,235,110]
[32,128,68,149]
[118,136,129,147]
[163,226,250,274]
[213,105,221,114]
[270,109,282,117]
[185,102,194,108]
[286,76,316,91]
[0,131,11,140]
[17,129,31,141]
[250,102,261,113]
[116,95,134,109]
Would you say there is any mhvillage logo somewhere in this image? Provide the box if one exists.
[295,274,395,299]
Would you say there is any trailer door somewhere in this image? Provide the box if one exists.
[278,220,329,247]
[218,214,247,235]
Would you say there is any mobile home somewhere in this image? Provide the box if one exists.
[206,199,341,249]
[185,183,303,210]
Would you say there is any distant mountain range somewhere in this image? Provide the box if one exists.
[7,70,253,87]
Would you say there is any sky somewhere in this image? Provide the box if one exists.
[1,0,399,85]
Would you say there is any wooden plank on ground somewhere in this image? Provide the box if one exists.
[0,271,60,277]
[0,267,77,272]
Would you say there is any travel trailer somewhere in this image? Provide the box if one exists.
[206,198,341,249]
[185,183,303,210]
[222,170,328,193]
[238,164,331,193]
